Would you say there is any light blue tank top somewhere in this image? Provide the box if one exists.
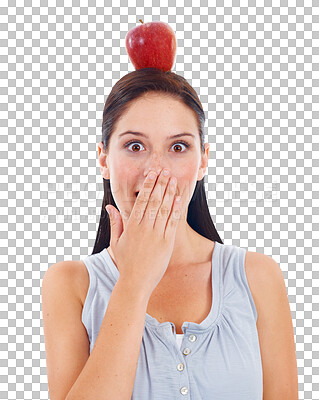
[81,241,263,399]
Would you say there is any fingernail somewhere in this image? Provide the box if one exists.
[163,169,170,176]
[149,172,156,180]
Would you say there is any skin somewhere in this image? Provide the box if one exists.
[96,92,300,396]
[97,92,210,272]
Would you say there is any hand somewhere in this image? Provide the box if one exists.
[105,168,181,299]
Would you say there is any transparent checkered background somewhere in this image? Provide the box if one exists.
[0,1,318,399]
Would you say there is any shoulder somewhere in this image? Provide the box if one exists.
[244,250,284,283]
[43,260,89,308]
[244,250,286,317]
[243,250,299,398]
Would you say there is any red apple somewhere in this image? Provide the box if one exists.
[125,20,177,72]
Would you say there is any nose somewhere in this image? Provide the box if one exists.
[146,166,165,176]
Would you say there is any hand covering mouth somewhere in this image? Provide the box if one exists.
[135,190,180,198]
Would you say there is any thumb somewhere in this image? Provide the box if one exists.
[105,205,123,243]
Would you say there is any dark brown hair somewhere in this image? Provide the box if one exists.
[92,68,223,255]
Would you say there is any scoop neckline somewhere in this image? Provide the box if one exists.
[102,240,222,334]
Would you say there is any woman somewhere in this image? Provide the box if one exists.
[42,68,298,399]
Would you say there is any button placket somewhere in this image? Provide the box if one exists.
[171,328,197,398]
[181,333,198,356]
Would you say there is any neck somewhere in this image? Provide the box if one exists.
[166,216,201,271]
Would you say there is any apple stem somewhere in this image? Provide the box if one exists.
[139,19,144,24]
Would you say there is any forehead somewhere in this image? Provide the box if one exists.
[114,93,199,133]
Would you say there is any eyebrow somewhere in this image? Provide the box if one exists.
[118,131,196,140]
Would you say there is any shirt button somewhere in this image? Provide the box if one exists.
[180,386,189,395]
[177,363,184,371]
[183,347,191,355]
[188,334,197,342]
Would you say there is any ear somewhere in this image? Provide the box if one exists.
[197,143,210,181]
[97,141,110,180]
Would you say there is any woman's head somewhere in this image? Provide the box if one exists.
[98,91,209,221]
[92,68,223,255]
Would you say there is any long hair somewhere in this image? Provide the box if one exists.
[92,68,223,255]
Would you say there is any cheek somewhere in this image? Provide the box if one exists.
[174,165,198,197]
[110,162,138,199]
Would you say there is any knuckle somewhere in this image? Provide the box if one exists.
[132,209,144,219]
[149,209,158,219]
[149,197,161,207]
[160,178,168,188]
[139,190,150,200]
[170,214,177,224]
[174,209,180,219]
[138,196,148,204]
[170,180,177,191]
[159,207,170,218]
[161,202,170,211]
[144,181,154,189]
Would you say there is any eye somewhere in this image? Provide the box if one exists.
[124,140,190,153]
[124,140,145,152]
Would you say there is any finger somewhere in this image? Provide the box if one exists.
[129,170,158,226]
[164,194,181,240]
[105,205,123,245]
[142,168,171,226]
[153,175,177,237]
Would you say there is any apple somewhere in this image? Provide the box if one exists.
[125,20,177,72]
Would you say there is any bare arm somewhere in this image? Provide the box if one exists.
[43,168,182,399]
[65,276,149,400]
[245,251,299,399]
